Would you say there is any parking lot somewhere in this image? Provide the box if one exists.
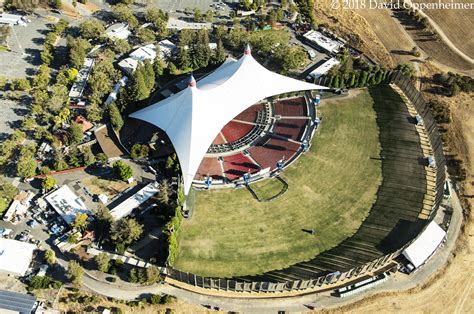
[0,14,53,78]
[0,97,29,139]
[139,0,234,15]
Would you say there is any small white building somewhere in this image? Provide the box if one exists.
[105,23,131,40]
[105,76,128,105]
[303,30,343,55]
[69,57,95,100]
[109,182,159,220]
[157,39,177,60]
[45,186,91,225]
[3,191,34,222]
[0,239,36,276]
[307,57,340,80]
[0,13,27,26]
[402,221,446,269]
[119,44,157,74]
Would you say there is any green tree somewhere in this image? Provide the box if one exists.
[73,213,89,231]
[144,7,169,37]
[86,103,103,123]
[16,149,37,178]
[12,78,31,91]
[158,179,169,208]
[274,44,308,74]
[67,260,84,285]
[211,39,226,65]
[112,4,138,28]
[109,38,131,55]
[146,266,161,284]
[82,146,96,166]
[110,218,143,246]
[113,160,133,181]
[136,28,156,44]
[54,153,68,171]
[109,103,124,131]
[32,64,51,90]
[42,176,56,191]
[193,8,203,22]
[94,252,110,272]
[79,19,105,40]
[96,153,108,165]
[143,60,155,91]
[67,36,91,68]
[44,249,56,265]
[70,121,83,144]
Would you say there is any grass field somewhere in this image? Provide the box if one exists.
[174,90,382,278]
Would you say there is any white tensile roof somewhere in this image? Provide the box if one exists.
[130,46,327,194]
[402,221,446,268]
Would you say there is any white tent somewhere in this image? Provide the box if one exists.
[402,221,446,268]
[130,45,327,194]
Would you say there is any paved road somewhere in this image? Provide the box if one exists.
[66,177,463,312]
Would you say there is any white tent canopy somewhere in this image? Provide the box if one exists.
[130,46,327,194]
[402,221,446,268]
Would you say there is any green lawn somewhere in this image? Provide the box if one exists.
[175,90,382,278]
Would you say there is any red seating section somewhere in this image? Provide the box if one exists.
[248,138,300,171]
[221,121,254,143]
[234,103,264,122]
[223,154,260,181]
[272,119,308,141]
[212,132,226,145]
[273,97,306,116]
[195,157,223,180]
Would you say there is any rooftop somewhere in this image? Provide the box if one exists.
[45,185,91,225]
[0,239,36,276]
[0,290,36,314]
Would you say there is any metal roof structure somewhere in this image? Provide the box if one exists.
[130,45,327,194]
[0,290,36,314]
[402,221,446,268]
[0,239,36,276]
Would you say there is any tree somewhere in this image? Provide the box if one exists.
[143,60,155,91]
[94,252,110,272]
[113,160,133,181]
[144,7,169,37]
[67,260,84,285]
[16,149,37,178]
[146,266,161,284]
[67,36,91,68]
[274,44,308,74]
[109,38,131,55]
[96,153,108,165]
[32,64,51,90]
[48,84,69,114]
[205,10,214,23]
[44,249,56,264]
[12,78,31,91]
[86,103,103,123]
[158,180,169,208]
[53,151,68,171]
[109,103,124,131]
[110,218,143,246]
[82,146,96,166]
[73,213,89,231]
[211,39,226,65]
[193,8,203,22]
[130,144,149,159]
[136,27,156,44]
[42,176,56,191]
[112,4,138,28]
[79,19,105,40]
[70,121,83,144]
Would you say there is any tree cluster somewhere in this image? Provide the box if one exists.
[130,144,150,159]
[433,72,474,97]
[128,265,162,284]
[113,160,133,181]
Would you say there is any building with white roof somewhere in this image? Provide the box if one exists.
[0,13,27,26]
[130,45,327,195]
[45,186,91,225]
[69,58,95,99]
[105,23,131,40]
[307,57,341,80]
[157,39,177,60]
[0,239,36,276]
[105,76,128,105]
[402,221,446,268]
[167,17,212,30]
[303,30,343,54]
[109,181,159,220]
[118,44,157,74]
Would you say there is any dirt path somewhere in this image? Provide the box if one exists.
[403,0,474,65]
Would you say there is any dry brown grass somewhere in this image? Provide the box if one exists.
[423,0,474,58]
[314,1,394,67]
